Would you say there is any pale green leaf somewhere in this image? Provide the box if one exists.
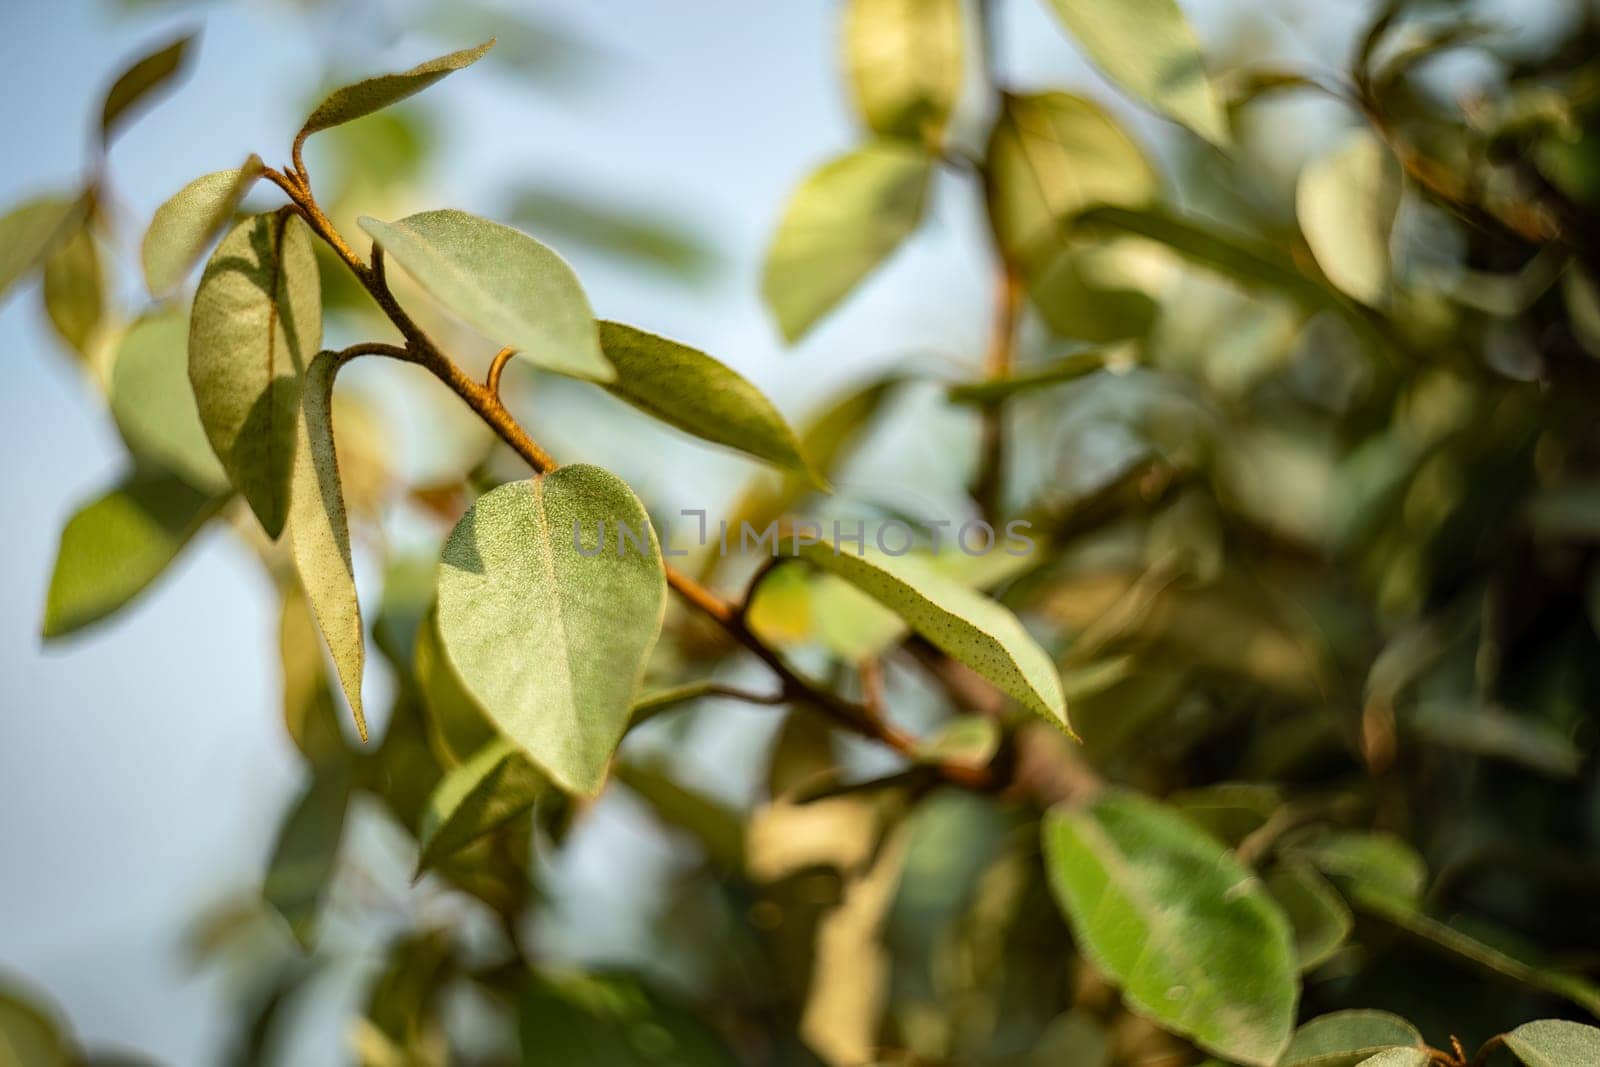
[985,92,1157,272]
[42,221,104,356]
[1041,790,1297,1066]
[263,770,350,949]
[1040,0,1229,145]
[417,739,544,871]
[843,0,964,145]
[287,351,366,740]
[917,715,1000,768]
[110,308,229,491]
[1266,861,1352,972]
[0,195,82,304]
[358,209,610,381]
[1297,130,1400,306]
[762,143,932,342]
[414,607,497,768]
[43,470,224,639]
[518,972,740,1066]
[1353,1050,1431,1067]
[299,40,494,136]
[795,543,1069,730]
[598,321,812,476]
[279,585,349,769]
[141,157,265,297]
[1292,830,1427,904]
[1281,1010,1424,1067]
[436,466,667,795]
[1504,1020,1600,1067]
[100,34,194,145]
[189,212,322,539]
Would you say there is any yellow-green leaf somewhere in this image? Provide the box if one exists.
[263,770,350,949]
[189,212,322,539]
[0,195,82,304]
[279,585,350,769]
[287,351,366,740]
[598,321,812,476]
[1040,0,1228,145]
[100,33,195,145]
[436,466,667,796]
[1266,861,1352,972]
[41,221,104,356]
[359,209,610,381]
[414,608,498,768]
[762,143,932,343]
[1297,130,1400,307]
[43,470,224,639]
[417,739,544,871]
[843,0,964,145]
[0,981,75,1067]
[299,40,494,137]
[142,157,265,297]
[110,308,229,492]
[1504,1020,1600,1067]
[1042,790,1298,1066]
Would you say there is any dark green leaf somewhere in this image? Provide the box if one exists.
[142,157,264,297]
[947,349,1112,405]
[518,972,739,1066]
[100,34,195,145]
[417,739,544,871]
[1266,861,1352,972]
[299,40,494,137]
[279,585,350,769]
[263,770,350,949]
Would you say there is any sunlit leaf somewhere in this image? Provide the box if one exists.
[263,770,350,949]
[414,608,497,768]
[598,321,812,476]
[100,33,195,145]
[1281,1010,1424,1067]
[359,209,610,381]
[287,352,365,740]
[1354,1051,1431,1067]
[1266,861,1352,972]
[42,470,224,639]
[518,972,740,1066]
[1041,790,1297,1065]
[762,143,932,342]
[0,195,82,304]
[142,157,264,297]
[110,308,228,493]
[1503,1020,1600,1067]
[417,739,544,871]
[435,466,667,795]
[189,212,322,539]
[1039,0,1228,145]
[299,40,494,137]
[0,981,75,1067]
[41,221,104,358]
[843,0,964,145]
[1297,130,1400,307]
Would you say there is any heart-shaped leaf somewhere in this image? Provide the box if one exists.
[1503,1020,1600,1067]
[110,308,229,491]
[299,40,494,137]
[359,209,610,381]
[843,0,964,145]
[142,158,264,297]
[436,465,667,795]
[417,739,544,871]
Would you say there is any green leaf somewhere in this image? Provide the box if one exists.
[1266,861,1352,972]
[0,981,75,1067]
[417,739,544,871]
[299,39,494,136]
[1168,782,1281,846]
[795,543,1070,730]
[509,187,716,279]
[1503,1020,1600,1067]
[1041,790,1297,1065]
[100,33,195,145]
[1353,1050,1430,1067]
[1405,700,1583,778]
[287,352,366,740]
[1039,0,1228,145]
[1281,1011,1424,1067]
[518,971,740,1066]
[43,470,224,639]
[947,348,1112,405]
[761,143,933,342]
[141,157,265,297]
[414,608,498,768]
[597,321,812,476]
[189,212,322,539]
[110,308,228,491]
[41,220,105,356]
[436,466,667,795]
[279,585,349,769]
[358,209,609,381]
[1291,830,1427,904]
[843,0,964,145]
[917,715,1000,768]
[0,195,82,304]
[985,92,1157,273]
[263,770,350,949]
[1296,130,1400,307]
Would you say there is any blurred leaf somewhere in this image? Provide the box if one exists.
[917,715,1000,768]
[1404,700,1582,778]
[1280,1013,1425,1067]
[1503,1020,1600,1066]
[794,544,1069,730]
[843,0,964,146]
[417,739,543,871]
[615,760,745,871]
[299,40,493,138]
[1029,245,1160,341]
[1168,782,1281,846]
[1297,130,1400,307]
[509,187,714,278]
[1039,0,1228,145]
[42,221,104,357]
[110,308,229,491]
[518,971,739,1066]
[598,321,814,477]
[0,195,82,304]
[436,468,666,796]
[357,929,453,1065]
[359,209,610,381]
[414,608,497,768]
[762,143,932,342]
[190,212,322,539]
[141,158,263,297]
[1291,831,1427,905]
[948,348,1112,404]
[42,470,224,639]
[1266,861,1352,972]
[287,351,365,740]
[1041,790,1297,1066]
[100,33,194,145]
[264,770,350,949]
[0,979,75,1067]
[279,584,349,769]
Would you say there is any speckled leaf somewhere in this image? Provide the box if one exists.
[417,739,544,871]
[1041,790,1297,1065]
[42,221,104,356]
[287,352,365,740]
[0,195,81,304]
[1504,1020,1600,1067]
[100,34,194,145]
[1297,130,1400,306]
[414,608,497,768]
[110,308,229,491]
[299,40,493,136]
[598,321,811,476]
[762,143,932,343]
[42,470,225,639]
[436,466,667,796]
[795,543,1068,730]
[1266,861,1352,972]
[843,0,964,145]
[1282,1010,1424,1067]
[1041,0,1228,145]
[142,157,264,297]
[359,209,609,381]
[189,212,322,539]
[1355,1051,1431,1067]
